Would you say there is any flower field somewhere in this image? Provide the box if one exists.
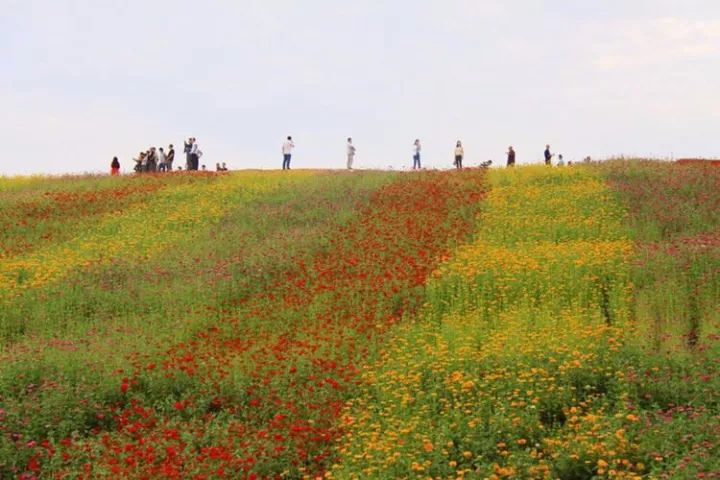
[0,163,718,479]
[333,165,719,479]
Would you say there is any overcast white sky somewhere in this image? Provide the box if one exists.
[2,0,719,175]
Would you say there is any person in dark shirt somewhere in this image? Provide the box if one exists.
[166,144,175,171]
[184,138,194,170]
[507,146,516,167]
[111,157,120,175]
[544,144,552,166]
[146,147,157,172]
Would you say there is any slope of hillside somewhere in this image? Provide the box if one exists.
[0,163,718,479]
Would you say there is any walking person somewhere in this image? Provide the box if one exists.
[157,147,167,172]
[507,146,516,167]
[412,139,422,169]
[166,144,175,172]
[282,136,294,170]
[544,144,553,166]
[110,156,120,175]
[454,140,464,170]
[346,137,356,170]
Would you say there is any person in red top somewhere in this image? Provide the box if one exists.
[111,157,120,175]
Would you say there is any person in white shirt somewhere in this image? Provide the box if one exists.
[346,137,356,170]
[190,138,202,170]
[282,136,294,170]
[413,139,421,170]
[454,140,464,169]
[157,147,167,172]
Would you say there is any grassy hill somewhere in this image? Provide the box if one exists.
[0,164,718,479]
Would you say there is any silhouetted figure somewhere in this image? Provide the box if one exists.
[146,147,157,172]
[544,144,553,166]
[184,138,198,170]
[111,157,120,175]
[507,146,515,167]
[166,144,175,171]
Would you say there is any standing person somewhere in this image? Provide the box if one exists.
[557,154,565,166]
[193,139,203,169]
[221,162,228,171]
[184,138,194,170]
[140,151,149,172]
[544,144,552,166]
[507,146,516,167]
[157,147,167,172]
[412,139,422,170]
[147,147,158,172]
[189,138,201,171]
[346,137,356,170]
[110,156,120,175]
[166,144,175,172]
[282,136,294,170]
[454,140,464,169]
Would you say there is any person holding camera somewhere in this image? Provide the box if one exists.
[412,139,421,169]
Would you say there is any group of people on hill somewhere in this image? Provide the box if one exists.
[129,138,204,173]
[111,135,573,175]
[132,144,176,173]
[110,138,206,174]
[284,137,565,171]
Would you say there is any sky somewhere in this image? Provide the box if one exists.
[2,0,719,175]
